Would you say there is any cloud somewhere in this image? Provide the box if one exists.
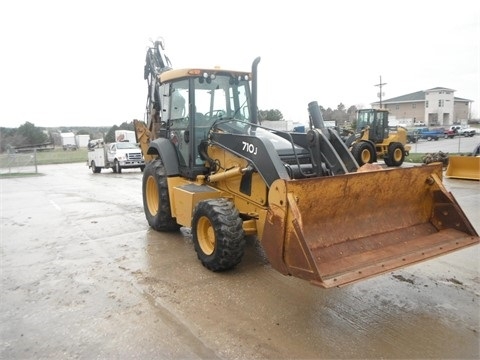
[0,0,478,127]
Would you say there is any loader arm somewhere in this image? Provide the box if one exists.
[209,131,291,187]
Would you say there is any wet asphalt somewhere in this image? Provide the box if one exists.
[1,161,479,359]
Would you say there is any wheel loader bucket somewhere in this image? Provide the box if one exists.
[262,163,479,288]
[445,156,480,180]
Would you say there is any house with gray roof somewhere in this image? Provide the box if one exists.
[371,87,473,126]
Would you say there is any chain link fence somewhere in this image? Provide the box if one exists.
[0,151,38,175]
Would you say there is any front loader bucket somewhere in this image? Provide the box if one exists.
[263,163,478,288]
[445,156,480,180]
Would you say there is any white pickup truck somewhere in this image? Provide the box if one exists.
[449,125,476,137]
[87,141,145,173]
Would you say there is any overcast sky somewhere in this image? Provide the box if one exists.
[1,0,479,128]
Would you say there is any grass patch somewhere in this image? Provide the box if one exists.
[405,153,425,163]
[0,148,88,168]
[405,152,468,163]
[35,148,88,165]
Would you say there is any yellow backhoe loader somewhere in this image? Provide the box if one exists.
[445,143,480,180]
[134,39,478,288]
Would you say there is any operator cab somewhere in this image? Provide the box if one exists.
[160,70,252,179]
[357,109,389,143]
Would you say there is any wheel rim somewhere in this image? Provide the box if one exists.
[393,148,403,162]
[145,175,159,216]
[361,148,371,163]
[197,216,215,255]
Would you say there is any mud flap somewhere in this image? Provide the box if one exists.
[263,163,479,288]
[445,156,480,180]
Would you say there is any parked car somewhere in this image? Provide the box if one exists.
[406,128,420,143]
[413,121,426,126]
[444,128,456,139]
[63,144,78,151]
[417,127,444,141]
[449,125,476,137]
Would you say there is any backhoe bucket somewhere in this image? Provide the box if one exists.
[263,163,478,288]
[445,156,480,180]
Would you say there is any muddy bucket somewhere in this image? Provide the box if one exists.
[445,156,480,180]
[262,163,479,288]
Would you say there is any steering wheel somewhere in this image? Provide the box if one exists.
[205,110,225,118]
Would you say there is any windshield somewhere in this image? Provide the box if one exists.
[357,110,374,130]
[116,142,139,149]
[194,74,251,124]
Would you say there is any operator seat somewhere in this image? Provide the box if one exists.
[195,112,207,126]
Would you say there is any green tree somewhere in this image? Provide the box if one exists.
[105,125,119,143]
[16,122,49,145]
[331,110,346,126]
[104,121,135,142]
[0,128,25,152]
[346,105,358,128]
[258,109,284,121]
[321,107,334,122]
[118,121,135,131]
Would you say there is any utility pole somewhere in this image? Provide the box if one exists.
[375,76,387,108]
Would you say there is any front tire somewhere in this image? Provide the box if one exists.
[384,142,405,167]
[351,142,375,166]
[114,159,122,173]
[192,199,245,272]
[142,159,180,231]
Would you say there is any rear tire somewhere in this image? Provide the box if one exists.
[192,199,245,272]
[91,161,101,173]
[142,159,180,231]
[384,142,405,167]
[351,142,375,166]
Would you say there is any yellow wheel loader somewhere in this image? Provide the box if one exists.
[344,109,411,167]
[134,39,478,288]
